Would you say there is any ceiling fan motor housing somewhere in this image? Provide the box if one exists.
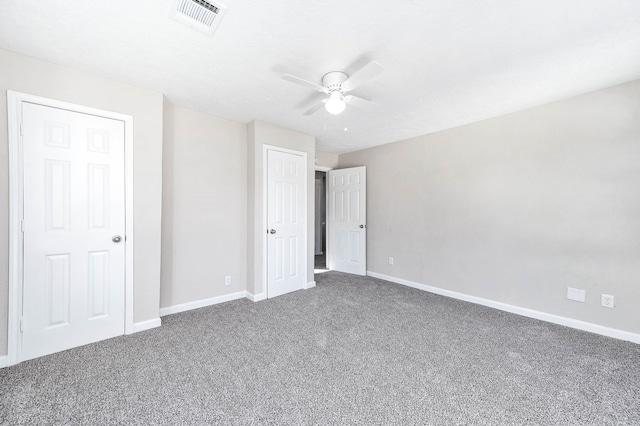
[322,71,349,93]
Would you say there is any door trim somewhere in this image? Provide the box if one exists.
[315,166,333,270]
[7,91,135,366]
[262,145,307,298]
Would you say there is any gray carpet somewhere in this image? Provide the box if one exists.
[1,271,639,425]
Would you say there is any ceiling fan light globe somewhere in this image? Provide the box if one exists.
[325,95,346,115]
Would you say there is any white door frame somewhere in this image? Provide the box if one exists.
[262,145,308,298]
[314,166,333,268]
[7,91,135,366]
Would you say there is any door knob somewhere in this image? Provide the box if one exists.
[269,229,276,234]
[359,224,365,228]
[112,235,122,243]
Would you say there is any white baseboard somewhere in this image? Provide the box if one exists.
[367,271,640,345]
[246,292,266,302]
[132,317,162,334]
[246,283,315,302]
[160,291,247,317]
[0,355,8,368]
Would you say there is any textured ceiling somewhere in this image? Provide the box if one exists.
[1,0,639,153]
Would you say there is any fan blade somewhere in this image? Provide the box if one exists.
[296,92,325,109]
[282,74,327,93]
[342,61,384,92]
[303,102,325,116]
[345,94,373,109]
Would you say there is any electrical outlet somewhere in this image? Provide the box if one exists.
[601,294,614,308]
[224,276,232,286]
[567,287,585,302]
[388,257,394,265]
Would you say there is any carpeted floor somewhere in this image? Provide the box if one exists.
[1,271,639,425]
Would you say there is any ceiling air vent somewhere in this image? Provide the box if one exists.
[171,0,227,36]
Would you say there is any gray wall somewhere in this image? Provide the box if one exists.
[161,104,248,307]
[315,150,339,169]
[0,48,164,355]
[340,79,640,334]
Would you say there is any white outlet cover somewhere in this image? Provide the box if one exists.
[601,294,614,308]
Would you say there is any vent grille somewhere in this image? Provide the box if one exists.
[171,0,227,36]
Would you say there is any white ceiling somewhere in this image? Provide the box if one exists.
[1,0,639,153]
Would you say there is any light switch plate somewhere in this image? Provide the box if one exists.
[567,287,586,302]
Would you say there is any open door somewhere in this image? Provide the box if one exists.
[327,166,366,275]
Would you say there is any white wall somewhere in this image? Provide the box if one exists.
[339,79,640,335]
[161,104,247,308]
[0,48,164,355]
[247,120,315,297]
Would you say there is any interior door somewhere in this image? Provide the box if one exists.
[21,102,126,361]
[266,148,306,298]
[328,166,366,275]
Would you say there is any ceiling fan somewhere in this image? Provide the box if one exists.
[281,61,384,115]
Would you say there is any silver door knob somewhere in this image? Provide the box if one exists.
[269,229,276,234]
[112,235,122,243]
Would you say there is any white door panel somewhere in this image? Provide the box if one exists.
[21,102,126,361]
[267,149,306,298]
[328,166,366,275]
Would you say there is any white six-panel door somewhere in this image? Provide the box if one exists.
[21,102,126,361]
[328,166,367,275]
[266,148,306,298]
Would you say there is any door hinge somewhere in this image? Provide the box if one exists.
[20,317,24,333]
[20,219,25,232]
